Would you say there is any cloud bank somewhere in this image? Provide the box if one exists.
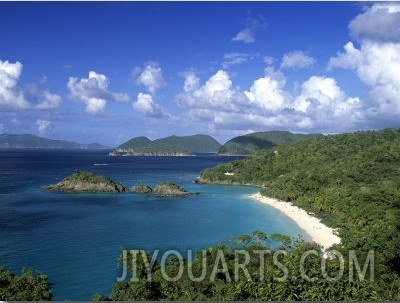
[176,67,362,134]
[176,3,400,134]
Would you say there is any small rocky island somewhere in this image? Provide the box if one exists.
[130,184,153,194]
[41,171,126,193]
[42,171,195,197]
[130,182,194,196]
[153,182,192,196]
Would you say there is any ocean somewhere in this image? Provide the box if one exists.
[0,149,307,300]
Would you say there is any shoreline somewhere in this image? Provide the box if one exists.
[249,192,341,250]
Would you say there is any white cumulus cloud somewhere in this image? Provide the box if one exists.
[328,3,400,121]
[177,70,245,112]
[177,69,293,130]
[293,76,362,130]
[349,3,400,43]
[133,92,167,118]
[131,62,169,118]
[68,71,129,115]
[0,60,62,112]
[0,60,30,110]
[36,119,51,135]
[86,98,107,115]
[133,62,166,94]
[245,67,289,112]
[281,51,316,69]
[176,67,365,134]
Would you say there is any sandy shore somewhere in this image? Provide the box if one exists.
[249,192,341,250]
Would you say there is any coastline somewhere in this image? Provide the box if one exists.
[249,192,341,250]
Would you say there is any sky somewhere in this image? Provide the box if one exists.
[1,1,400,147]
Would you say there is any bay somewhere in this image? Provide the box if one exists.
[0,149,306,300]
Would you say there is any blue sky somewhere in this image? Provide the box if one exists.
[1,2,400,147]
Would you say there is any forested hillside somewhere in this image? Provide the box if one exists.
[217,131,323,155]
[153,134,221,153]
[199,128,400,298]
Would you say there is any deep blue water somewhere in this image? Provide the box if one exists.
[0,149,307,300]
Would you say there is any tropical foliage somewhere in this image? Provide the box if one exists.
[97,231,377,300]
[0,266,52,300]
[199,128,400,299]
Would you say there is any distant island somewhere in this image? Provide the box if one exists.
[217,131,324,155]
[109,134,221,156]
[0,134,109,149]
[42,171,194,197]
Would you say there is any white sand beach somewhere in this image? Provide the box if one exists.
[249,192,341,250]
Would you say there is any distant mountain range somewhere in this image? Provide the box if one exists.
[217,131,324,155]
[0,134,109,149]
[1,131,325,155]
[110,134,222,156]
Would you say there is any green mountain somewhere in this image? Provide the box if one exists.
[154,134,221,153]
[218,131,324,155]
[117,136,152,150]
[199,128,400,297]
[0,134,109,149]
[110,134,221,156]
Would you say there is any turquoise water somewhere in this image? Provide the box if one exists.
[0,150,306,300]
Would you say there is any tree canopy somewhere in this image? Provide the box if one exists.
[0,266,52,300]
[97,232,378,301]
